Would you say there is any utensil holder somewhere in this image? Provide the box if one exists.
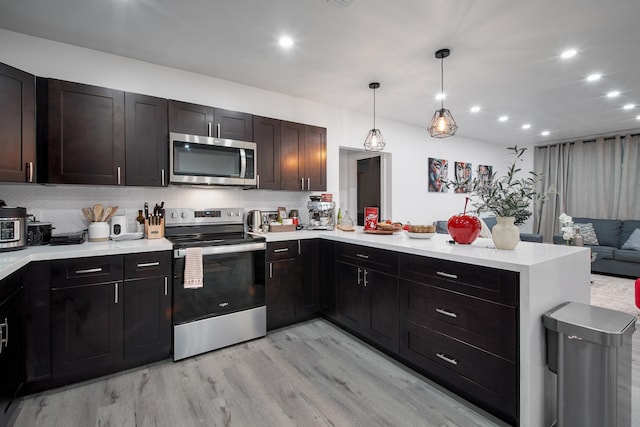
[144,218,165,239]
[88,222,110,242]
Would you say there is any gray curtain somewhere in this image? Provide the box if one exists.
[534,134,638,242]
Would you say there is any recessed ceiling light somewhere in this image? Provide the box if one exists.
[586,73,601,82]
[470,105,481,113]
[435,92,445,101]
[278,36,294,48]
[541,131,550,136]
[561,49,577,59]
[636,115,640,120]
[522,124,531,129]
[607,90,621,98]
[623,104,635,110]
[498,116,509,122]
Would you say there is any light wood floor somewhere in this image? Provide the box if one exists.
[12,316,640,427]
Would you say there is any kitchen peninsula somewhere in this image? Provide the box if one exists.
[1,231,589,426]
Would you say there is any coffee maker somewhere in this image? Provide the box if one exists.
[307,200,335,230]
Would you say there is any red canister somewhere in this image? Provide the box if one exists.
[364,207,379,230]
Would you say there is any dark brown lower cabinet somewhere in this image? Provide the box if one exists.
[266,257,296,330]
[51,282,124,377]
[0,271,24,427]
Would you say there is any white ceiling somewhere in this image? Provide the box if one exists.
[2,0,640,146]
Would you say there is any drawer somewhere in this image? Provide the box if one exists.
[400,279,517,361]
[51,255,123,288]
[398,253,518,306]
[266,241,298,261]
[335,242,398,275]
[400,320,517,424]
[124,251,171,280]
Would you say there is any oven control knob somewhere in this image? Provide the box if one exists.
[171,212,177,218]
[228,211,232,216]
[181,212,186,218]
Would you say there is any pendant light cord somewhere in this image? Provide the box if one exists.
[373,87,376,129]
[440,57,444,110]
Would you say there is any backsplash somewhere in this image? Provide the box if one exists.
[0,183,313,234]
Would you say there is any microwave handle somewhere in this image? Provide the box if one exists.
[239,149,247,178]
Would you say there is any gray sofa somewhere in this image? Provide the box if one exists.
[552,217,640,278]
[435,217,544,243]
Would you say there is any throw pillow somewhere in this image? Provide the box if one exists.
[621,228,640,251]
[574,223,599,245]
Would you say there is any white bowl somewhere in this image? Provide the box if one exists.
[406,231,436,239]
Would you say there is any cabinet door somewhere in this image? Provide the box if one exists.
[295,239,320,319]
[253,115,281,190]
[125,92,168,187]
[168,100,214,136]
[303,125,326,191]
[335,261,365,332]
[42,79,125,185]
[280,121,304,191]
[0,287,24,426]
[215,108,253,141]
[52,282,124,377]
[266,259,296,330]
[320,240,336,318]
[364,269,399,352]
[124,276,171,363]
[0,62,35,183]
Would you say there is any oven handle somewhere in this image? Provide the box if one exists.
[174,241,266,258]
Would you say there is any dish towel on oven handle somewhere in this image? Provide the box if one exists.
[183,247,204,289]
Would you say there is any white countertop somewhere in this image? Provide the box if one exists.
[252,227,591,273]
[0,238,173,280]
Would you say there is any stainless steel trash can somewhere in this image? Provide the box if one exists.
[543,301,636,427]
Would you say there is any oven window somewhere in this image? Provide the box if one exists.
[173,250,265,324]
[173,142,241,177]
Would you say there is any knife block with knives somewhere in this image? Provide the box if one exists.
[143,201,165,239]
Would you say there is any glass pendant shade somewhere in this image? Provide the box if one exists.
[364,128,386,151]
[428,108,458,138]
[364,82,385,151]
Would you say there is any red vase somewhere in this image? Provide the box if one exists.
[447,214,481,244]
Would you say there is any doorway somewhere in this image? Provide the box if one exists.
[356,157,381,225]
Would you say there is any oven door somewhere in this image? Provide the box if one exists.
[170,132,256,187]
[173,242,265,325]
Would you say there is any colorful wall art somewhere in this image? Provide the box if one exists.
[428,157,448,192]
[453,161,472,193]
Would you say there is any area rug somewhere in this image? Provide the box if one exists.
[590,273,639,320]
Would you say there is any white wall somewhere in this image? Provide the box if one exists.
[0,29,534,233]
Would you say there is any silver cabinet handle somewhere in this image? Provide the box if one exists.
[114,283,119,304]
[164,276,168,296]
[436,271,458,280]
[356,253,369,259]
[363,269,368,287]
[273,248,289,253]
[307,178,310,190]
[117,166,121,185]
[357,267,362,285]
[256,174,260,189]
[436,352,458,365]
[75,267,103,274]
[269,262,273,279]
[298,240,301,255]
[301,177,304,190]
[435,308,458,318]
[137,262,160,268]
[216,123,221,138]
[161,168,165,186]
[219,302,229,308]
[0,318,8,353]
[207,122,212,137]
[26,161,34,182]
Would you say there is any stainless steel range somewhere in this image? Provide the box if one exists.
[165,207,266,361]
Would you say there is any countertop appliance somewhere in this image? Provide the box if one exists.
[0,201,27,251]
[164,207,266,361]
[169,132,257,187]
[27,220,54,246]
[307,200,335,230]
[246,209,262,232]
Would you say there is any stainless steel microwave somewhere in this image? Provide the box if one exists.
[169,132,257,187]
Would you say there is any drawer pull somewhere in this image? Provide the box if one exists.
[435,308,458,318]
[219,302,229,308]
[436,271,458,280]
[137,261,160,268]
[356,253,369,259]
[75,267,103,275]
[273,248,289,253]
[436,352,458,366]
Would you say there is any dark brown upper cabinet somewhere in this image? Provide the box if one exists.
[253,115,281,190]
[280,121,327,191]
[37,78,126,185]
[0,62,35,183]
[168,100,253,141]
[125,93,168,187]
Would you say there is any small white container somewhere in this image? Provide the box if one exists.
[281,218,293,225]
[88,222,110,242]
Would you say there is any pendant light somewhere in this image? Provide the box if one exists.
[428,48,458,138]
[363,82,386,151]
